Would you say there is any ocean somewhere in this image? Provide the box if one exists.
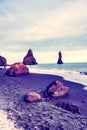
[28,62,87,90]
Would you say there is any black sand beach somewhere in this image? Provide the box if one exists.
[0,68,87,129]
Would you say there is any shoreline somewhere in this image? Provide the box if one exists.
[0,69,87,129]
[0,69,87,115]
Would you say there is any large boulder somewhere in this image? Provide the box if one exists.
[23,49,38,65]
[0,55,7,67]
[56,102,80,114]
[25,92,42,103]
[57,51,63,64]
[5,62,29,76]
[44,80,69,99]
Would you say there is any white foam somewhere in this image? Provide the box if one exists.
[6,65,87,90]
[0,110,23,130]
[29,67,87,90]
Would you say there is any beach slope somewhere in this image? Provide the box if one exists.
[0,69,87,129]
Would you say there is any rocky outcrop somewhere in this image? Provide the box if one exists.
[25,92,42,103]
[56,102,80,114]
[5,62,29,76]
[44,80,69,99]
[57,51,63,64]
[23,49,38,65]
[0,55,7,67]
[80,72,87,75]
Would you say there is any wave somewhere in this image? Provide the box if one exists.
[29,67,87,90]
[4,63,87,90]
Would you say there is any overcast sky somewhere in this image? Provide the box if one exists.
[0,0,87,64]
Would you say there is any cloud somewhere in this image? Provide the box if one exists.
[0,0,87,63]
[0,0,87,43]
[63,48,87,63]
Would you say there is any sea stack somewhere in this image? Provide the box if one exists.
[0,55,7,67]
[57,51,63,64]
[23,49,38,65]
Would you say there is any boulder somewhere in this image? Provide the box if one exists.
[23,49,38,65]
[56,102,80,114]
[57,51,63,64]
[80,72,87,75]
[44,80,69,99]
[25,92,42,103]
[0,55,7,67]
[5,62,29,76]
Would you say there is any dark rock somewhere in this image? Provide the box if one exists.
[56,102,80,114]
[5,62,29,76]
[80,72,87,75]
[44,80,69,99]
[0,55,7,67]
[23,49,38,65]
[57,51,63,64]
[25,92,42,103]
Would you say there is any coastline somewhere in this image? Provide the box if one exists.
[0,68,87,129]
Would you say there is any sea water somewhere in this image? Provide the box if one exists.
[28,62,87,90]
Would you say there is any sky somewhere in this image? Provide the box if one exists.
[0,0,87,64]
